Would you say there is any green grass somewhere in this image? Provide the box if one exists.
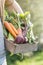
[7,51,43,65]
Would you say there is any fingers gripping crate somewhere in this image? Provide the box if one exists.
[1,0,38,54]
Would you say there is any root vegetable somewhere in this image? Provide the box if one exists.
[4,21,17,38]
[9,23,18,35]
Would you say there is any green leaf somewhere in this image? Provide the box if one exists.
[10,53,14,56]
[3,27,8,37]
[24,11,30,16]
[4,10,8,16]
[8,33,14,41]
[9,11,17,18]
[19,13,25,18]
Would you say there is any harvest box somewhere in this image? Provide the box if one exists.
[5,39,38,54]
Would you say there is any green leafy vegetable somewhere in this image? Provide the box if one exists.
[3,27,8,38]
[4,9,36,43]
[8,33,14,41]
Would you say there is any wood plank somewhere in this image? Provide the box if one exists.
[5,39,38,54]
[14,43,38,54]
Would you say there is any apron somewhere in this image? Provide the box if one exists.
[0,19,7,65]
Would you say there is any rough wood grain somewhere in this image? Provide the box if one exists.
[5,39,38,54]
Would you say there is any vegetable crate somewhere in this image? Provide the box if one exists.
[5,39,38,54]
[1,0,38,54]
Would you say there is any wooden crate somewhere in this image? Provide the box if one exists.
[5,39,38,54]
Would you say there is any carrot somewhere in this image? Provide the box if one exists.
[4,21,17,38]
[9,23,18,35]
[17,28,22,36]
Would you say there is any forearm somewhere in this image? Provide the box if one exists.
[12,0,23,13]
[5,0,23,13]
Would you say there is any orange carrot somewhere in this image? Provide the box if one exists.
[17,28,22,36]
[9,23,18,35]
[4,21,17,38]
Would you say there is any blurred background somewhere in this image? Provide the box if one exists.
[16,0,43,43]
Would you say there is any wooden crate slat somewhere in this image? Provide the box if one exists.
[14,43,38,53]
[5,39,38,54]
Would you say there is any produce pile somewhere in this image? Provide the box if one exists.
[3,9,36,44]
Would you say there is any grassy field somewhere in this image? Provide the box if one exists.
[7,51,43,65]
